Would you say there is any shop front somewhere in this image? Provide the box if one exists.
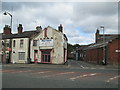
[40,49,52,63]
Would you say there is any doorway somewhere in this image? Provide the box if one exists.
[34,50,38,63]
[41,50,51,63]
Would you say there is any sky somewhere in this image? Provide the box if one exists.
[0,0,119,45]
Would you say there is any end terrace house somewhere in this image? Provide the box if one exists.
[0,24,41,64]
[30,24,68,64]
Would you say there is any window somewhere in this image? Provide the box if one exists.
[13,40,16,47]
[6,41,9,47]
[18,52,25,60]
[1,41,4,47]
[33,40,37,46]
[6,53,9,59]
[20,39,23,48]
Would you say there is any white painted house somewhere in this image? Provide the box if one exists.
[30,24,68,64]
[11,24,41,64]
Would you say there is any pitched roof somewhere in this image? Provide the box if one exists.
[82,35,120,50]
[1,30,40,39]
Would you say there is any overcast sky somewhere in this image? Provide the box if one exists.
[0,1,119,45]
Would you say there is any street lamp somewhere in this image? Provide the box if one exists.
[3,11,12,30]
[100,25,106,65]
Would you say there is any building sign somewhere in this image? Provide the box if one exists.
[39,39,53,46]
[115,50,120,52]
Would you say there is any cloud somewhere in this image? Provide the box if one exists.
[1,2,118,45]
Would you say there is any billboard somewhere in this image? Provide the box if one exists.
[39,39,53,46]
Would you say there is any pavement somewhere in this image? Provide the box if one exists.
[1,60,119,70]
[67,60,120,70]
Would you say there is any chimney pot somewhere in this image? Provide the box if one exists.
[36,26,42,33]
[18,24,23,34]
[58,24,63,32]
[3,25,11,34]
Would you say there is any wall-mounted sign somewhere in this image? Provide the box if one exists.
[115,50,120,52]
[39,39,53,46]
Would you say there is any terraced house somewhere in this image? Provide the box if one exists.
[0,24,68,64]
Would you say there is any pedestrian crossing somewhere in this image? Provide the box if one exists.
[0,69,119,83]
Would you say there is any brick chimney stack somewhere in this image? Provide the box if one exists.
[58,24,63,32]
[3,25,12,35]
[18,24,23,34]
[36,26,42,33]
[95,28,100,43]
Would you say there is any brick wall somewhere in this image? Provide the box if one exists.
[108,38,120,64]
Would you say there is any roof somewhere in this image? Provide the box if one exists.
[83,35,119,50]
[98,34,120,43]
[1,30,40,39]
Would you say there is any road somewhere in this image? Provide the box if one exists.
[1,60,120,88]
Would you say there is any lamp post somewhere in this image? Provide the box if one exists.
[3,11,13,64]
[3,11,12,30]
[100,25,106,65]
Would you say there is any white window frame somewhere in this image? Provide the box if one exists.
[18,52,25,60]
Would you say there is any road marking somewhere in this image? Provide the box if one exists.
[106,75,120,82]
[70,73,97,81]
[17,70,32,73]
[1,70,16,72]
[80,65,84,68]
[37,71,52,74]
[43,72,74,78]
[90,73,97,76]
[91,68,96,69]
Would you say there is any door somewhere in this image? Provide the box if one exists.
[41,50,51,63]
[34,50,38,63]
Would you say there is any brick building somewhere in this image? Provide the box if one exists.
[78,29,120,65]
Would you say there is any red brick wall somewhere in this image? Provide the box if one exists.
[85,48,103,64]
[108,38,120,64]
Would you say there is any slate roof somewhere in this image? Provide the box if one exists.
[84,35,119,50]
[1,30,39,39]
[98,34,120,43]
[79,35,120,50]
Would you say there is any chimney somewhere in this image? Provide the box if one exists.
[3,25,12,35]
[36,26,42,33]
[18,24,23,34]
[44,28,47,38]
[58,24,63,32]
[95,28,100,43]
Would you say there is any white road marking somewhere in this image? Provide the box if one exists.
[106,75,120,82]
[91,68,96,69]
[80,65,84,68]
[43,72,74,78]
[90,73,97,76]
[70,73,97,81]
[18,70,32,72]
[37,71,52,74]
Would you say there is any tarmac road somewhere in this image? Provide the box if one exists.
[1,60,119,88]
